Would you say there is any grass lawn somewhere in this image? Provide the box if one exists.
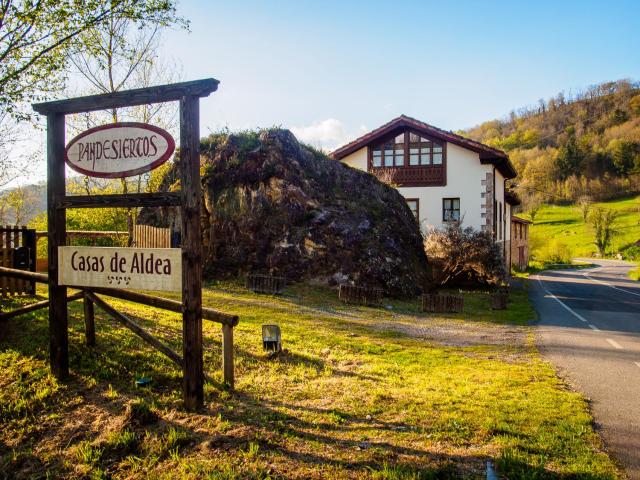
[0,282,621,479]
[528,194,640,258]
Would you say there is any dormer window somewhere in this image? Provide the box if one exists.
[367,128,446,187]
[373,133,405,168]
[371,131,444,169]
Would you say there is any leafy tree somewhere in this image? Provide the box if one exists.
[630,95,640,116]
[67,8,184,242]
[608,139,638,174]
[528,202,542,224]
[2,186,38,224]
[577,195,592,223]
[555,127,583,179]
[0,0,182,117]
[589,207,618,256]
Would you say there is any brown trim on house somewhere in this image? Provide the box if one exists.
[365,127,447,187]
[331,114,517,179]
[512,216,532,225]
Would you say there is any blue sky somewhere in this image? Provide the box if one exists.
[159,0,640,150]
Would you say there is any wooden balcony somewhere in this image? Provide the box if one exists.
[369,165,446,187]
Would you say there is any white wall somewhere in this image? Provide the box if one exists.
[341,147,367,170]
[340,143,492,232]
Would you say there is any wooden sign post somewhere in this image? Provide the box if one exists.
[33,79,219,410]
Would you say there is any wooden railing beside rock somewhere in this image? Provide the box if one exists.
[246,274,287,294]
[421,294,464,313]
[338,284,383,306]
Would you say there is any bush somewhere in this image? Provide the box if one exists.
[533,238,573,264]
[424,222,506,287]
[621,245,640,261]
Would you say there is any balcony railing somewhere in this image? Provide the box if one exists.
[369,165,445,187]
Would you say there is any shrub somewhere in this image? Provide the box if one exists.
[532,238,573,264]
[424,222,506,287]
[622,245,640,261]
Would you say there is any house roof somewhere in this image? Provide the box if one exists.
[512,215,532,225]
[330,114,517,179]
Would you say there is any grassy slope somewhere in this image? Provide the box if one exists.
[529,195,640,258]
[0,283,620,479]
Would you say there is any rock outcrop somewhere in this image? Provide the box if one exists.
[138,129,429,297]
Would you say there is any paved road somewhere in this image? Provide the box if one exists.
[531,259,640,479]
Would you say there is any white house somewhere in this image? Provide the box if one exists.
[331,115,520,266]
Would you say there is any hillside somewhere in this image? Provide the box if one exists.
[527,194,640,259]
[463,80,640,208]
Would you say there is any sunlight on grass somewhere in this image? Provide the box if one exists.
[529,195,640,258]
[0,282,621,478]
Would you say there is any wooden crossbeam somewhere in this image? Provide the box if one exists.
[33,79,219,114]
[0,266,49,283]
[0,292,83,321]
[57,192,181,209]
[85,291,184,368]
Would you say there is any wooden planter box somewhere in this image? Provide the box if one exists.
[245,274,286,295]
[421,294,464,313]
[338,284,383,306]
[490,292,508,310]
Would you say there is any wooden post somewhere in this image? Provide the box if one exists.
[83,292,95,346]
[222,324,234,390]
[47,113,68,379]
[180,95,204,410]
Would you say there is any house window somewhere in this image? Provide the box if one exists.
[443,198,460,222]
[375,133,405,168]
[406,199,419,221]
[371,131,444,168]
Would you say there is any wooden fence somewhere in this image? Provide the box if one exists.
[421,294,464,313]
[133,224,171,248]
[246,274,286,294]
[338,284,383,306]
[0,266,238,389]
[0,226,36,296]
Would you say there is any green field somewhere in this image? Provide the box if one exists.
[0,283,620,479]
[528,195,640,259]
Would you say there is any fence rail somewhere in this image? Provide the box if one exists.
[0,265,237,387]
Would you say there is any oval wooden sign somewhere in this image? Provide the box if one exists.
[65,122,175,178]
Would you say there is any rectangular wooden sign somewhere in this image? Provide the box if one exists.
[58,246,181,292]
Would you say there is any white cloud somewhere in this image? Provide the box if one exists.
[290,118,369,152]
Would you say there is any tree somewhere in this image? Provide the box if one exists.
[528,201,542,224]
[608,139,638,175]
[577,195,592,223]
[67,10,183,243]
[0,185,39,224]
[424,222,506,287]
[589,207,618,256]
[0,112,33,188]
[0,0,182,117]
[555,127,583,179]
